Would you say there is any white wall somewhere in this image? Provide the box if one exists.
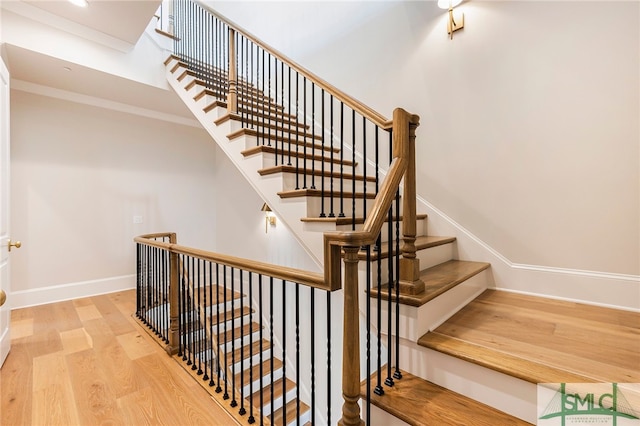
[9,90,217,305]
[209,1,640,278]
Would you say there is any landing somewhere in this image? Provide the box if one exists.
[419,289,640,384]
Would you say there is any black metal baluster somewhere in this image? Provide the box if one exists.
[273,56,277,163]
[197,258,203,375]
[259,274,264,426]
[339,102,345,218]
[326,291,332,425]
[239,270,246,416]
[280,61,285,166]
[310,83,316,190]
[248,272,255,424]
[188,256,195,368]
[223,265,229,400]
[384,206,395,386]
[363,119,368,221]
[302,75,307,189]
[208,261,215,387]
[191,257,198,372]
[351,109,356,226]
[287,68,292,167]
[310,287,315,425]
[295,283,300,423]
[181,255,187,361]
[203,260,209,382]
[269,277,274,422]
[231,267,237,408]
[282,280,287,424]
[319,89,326,218]
[329,95,335,218]
[366,245,372,425]
[215,263,223,394]
[374,235,384,396]
[394,190,403,381]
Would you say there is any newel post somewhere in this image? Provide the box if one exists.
[339,245,365,426]
[227,28,238,114]
[397,111,424,295]
[166,233,180,355]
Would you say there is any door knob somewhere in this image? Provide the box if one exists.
[8,239,21,252]
[0,289,6,307]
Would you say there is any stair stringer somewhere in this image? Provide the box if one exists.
[165,58,326,271]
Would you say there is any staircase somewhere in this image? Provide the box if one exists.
[133,1,640,425]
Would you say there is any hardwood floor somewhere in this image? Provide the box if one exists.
[0,290,240,426]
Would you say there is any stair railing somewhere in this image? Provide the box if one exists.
[136,233,338,425]
[160,1,422,424]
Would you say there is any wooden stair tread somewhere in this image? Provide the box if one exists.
[301,213,428,225]
[196,286,243,305]
[260,165,374,182]
[268,398,310,425]
[235,358,283,385]
[359,235,455,261]
[249,376,296,404]
[418,289,640,384]
[216,322,261,344]
[229,339,270,366]
[278,188,381,200]
[209,306,252,325]
[242,145,356,167]
[361,370,530,425]
[369,260,490,307]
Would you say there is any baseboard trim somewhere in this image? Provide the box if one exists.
[417,195,640,311]
[10,275,136,309]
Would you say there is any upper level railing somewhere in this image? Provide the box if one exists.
[149,1,423,424]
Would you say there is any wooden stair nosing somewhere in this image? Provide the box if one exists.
[361,369,532,426]
[259,165,375,183]
[235,357,284,386]
[417,331,594,385]
[277,188,381,200]
[242,145,356,167]
[302,213,428,226]
[228,128,335,151]
[267,398,311,426]
[216,322,262,345]
[369,260,490,307]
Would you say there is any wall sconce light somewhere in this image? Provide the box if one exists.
[261,203,276,233]
[438,0,464,40]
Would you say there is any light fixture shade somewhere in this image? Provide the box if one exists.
[68,0,89,7]
[437,0,462,9]
[261,203,272,212]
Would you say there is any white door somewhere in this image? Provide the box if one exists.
[0,56,13,367]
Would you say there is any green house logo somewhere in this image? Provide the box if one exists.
[538,383,640,426]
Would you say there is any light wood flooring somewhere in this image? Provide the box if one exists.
[419,289,640,384]
[0,289,240,426]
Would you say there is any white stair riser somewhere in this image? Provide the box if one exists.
[357,243,455,284]
[304,196,395,218]
[393,340,536,423]
[256,386,297,419]
[372,270,489,342]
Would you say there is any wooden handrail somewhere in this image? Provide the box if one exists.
[193,0,392,130]
[324,108,419,288]
[135,235,326,291]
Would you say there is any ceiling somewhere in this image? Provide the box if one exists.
[1,0,195,122]
[22,0,161,47]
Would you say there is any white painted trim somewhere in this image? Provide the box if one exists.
[10,274,136,309]
[11,80,202,128]
[417,194,640,310]
[497,287,640,313]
